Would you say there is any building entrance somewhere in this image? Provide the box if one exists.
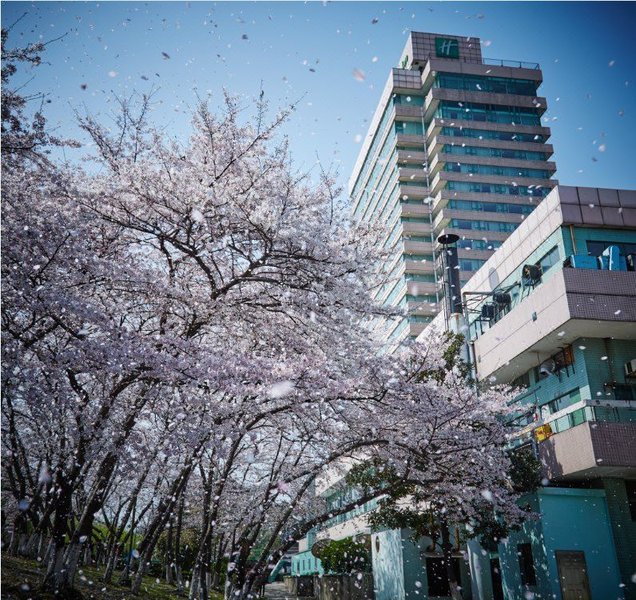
[556,551,591,600]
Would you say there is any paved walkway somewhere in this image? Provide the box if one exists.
[263,581,315,600]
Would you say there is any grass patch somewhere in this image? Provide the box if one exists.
[1,554,223,600]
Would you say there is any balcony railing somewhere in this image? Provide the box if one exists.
[482,57,540,70]
[510,399,636,447]
[467,252,635,342]
[318,497,380,531]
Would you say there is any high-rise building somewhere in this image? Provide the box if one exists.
[350,31,557,344]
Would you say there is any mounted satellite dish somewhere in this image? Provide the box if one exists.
[488,267,500,290]
[539,358,556,378]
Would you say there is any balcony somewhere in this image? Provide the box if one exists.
[472,267,636,382]
[429,169,557,196]
[427,134,554,158]
[422,87,548,122]
[420,58,543,96]
[397,149,427,165]
[428,152,557,177]
[538,413,636,480]
[425,117,552,142]
[398,167,428,182]
[509,397,636,480]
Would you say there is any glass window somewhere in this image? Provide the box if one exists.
[586,240,636,257]
[436,101,541,127]
[613,384,635,401]
[393,94,425,106]
[436,73,538,96]
[459,258,486,271]
[450,219,518,233]
[443,162,550,179]
[457,238,503,251]
[512,372,531,388]
[538,246,560,273]
[395,120,423,135]
[405,273,436,282]
[448,181,549,198]
[544,388,581,415]
[404,253,434,262]
[406,294,438,303]
[450,199,535,216]
[441,127,547,143]
[443,144,548,161]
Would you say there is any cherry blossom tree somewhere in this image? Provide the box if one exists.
[2,33,525,600]
[346,330,535,600]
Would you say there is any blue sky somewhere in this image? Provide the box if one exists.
[3,1,636,194]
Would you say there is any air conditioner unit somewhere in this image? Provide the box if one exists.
[625,359,636,379]
[481,303,497,320]
[539,358,556,378]
[493,291,512,306]
[565,255,598,270]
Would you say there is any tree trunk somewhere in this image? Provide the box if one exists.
[43,537,54,564]
[103,544,121,585]
[175,565,184,593]
[130,484,188,595]
[23,531,44,559]
[440,520,462,600]
[189,477,214,600]
[42,481,75,594]
[118,558,133,587]
[165,519,174,585]
[8,512,27,556]
[210,534,226,591]
[63,542,84,588]
[174,494,185,592]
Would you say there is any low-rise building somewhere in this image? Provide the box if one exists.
[293,186,635,599]
[449,185,636,600]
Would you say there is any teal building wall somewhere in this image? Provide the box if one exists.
[372,529,406,600]
[603,479,636,600]
[290,549,323,576]
[372,528,472,600]
[486,488,623,600]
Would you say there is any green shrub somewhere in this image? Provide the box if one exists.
[312,536,371,575]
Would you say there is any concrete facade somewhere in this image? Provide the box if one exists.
[433,185,636,600]
[349,31,556,345]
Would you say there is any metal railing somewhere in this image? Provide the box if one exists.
[483,57,540,70]
[511,399,636,445]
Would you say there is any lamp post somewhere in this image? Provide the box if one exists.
[436,233,462,326]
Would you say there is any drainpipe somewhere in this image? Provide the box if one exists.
[568,225,578,255]
[603,338,616,400]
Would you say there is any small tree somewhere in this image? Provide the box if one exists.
[312,537,371,575]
